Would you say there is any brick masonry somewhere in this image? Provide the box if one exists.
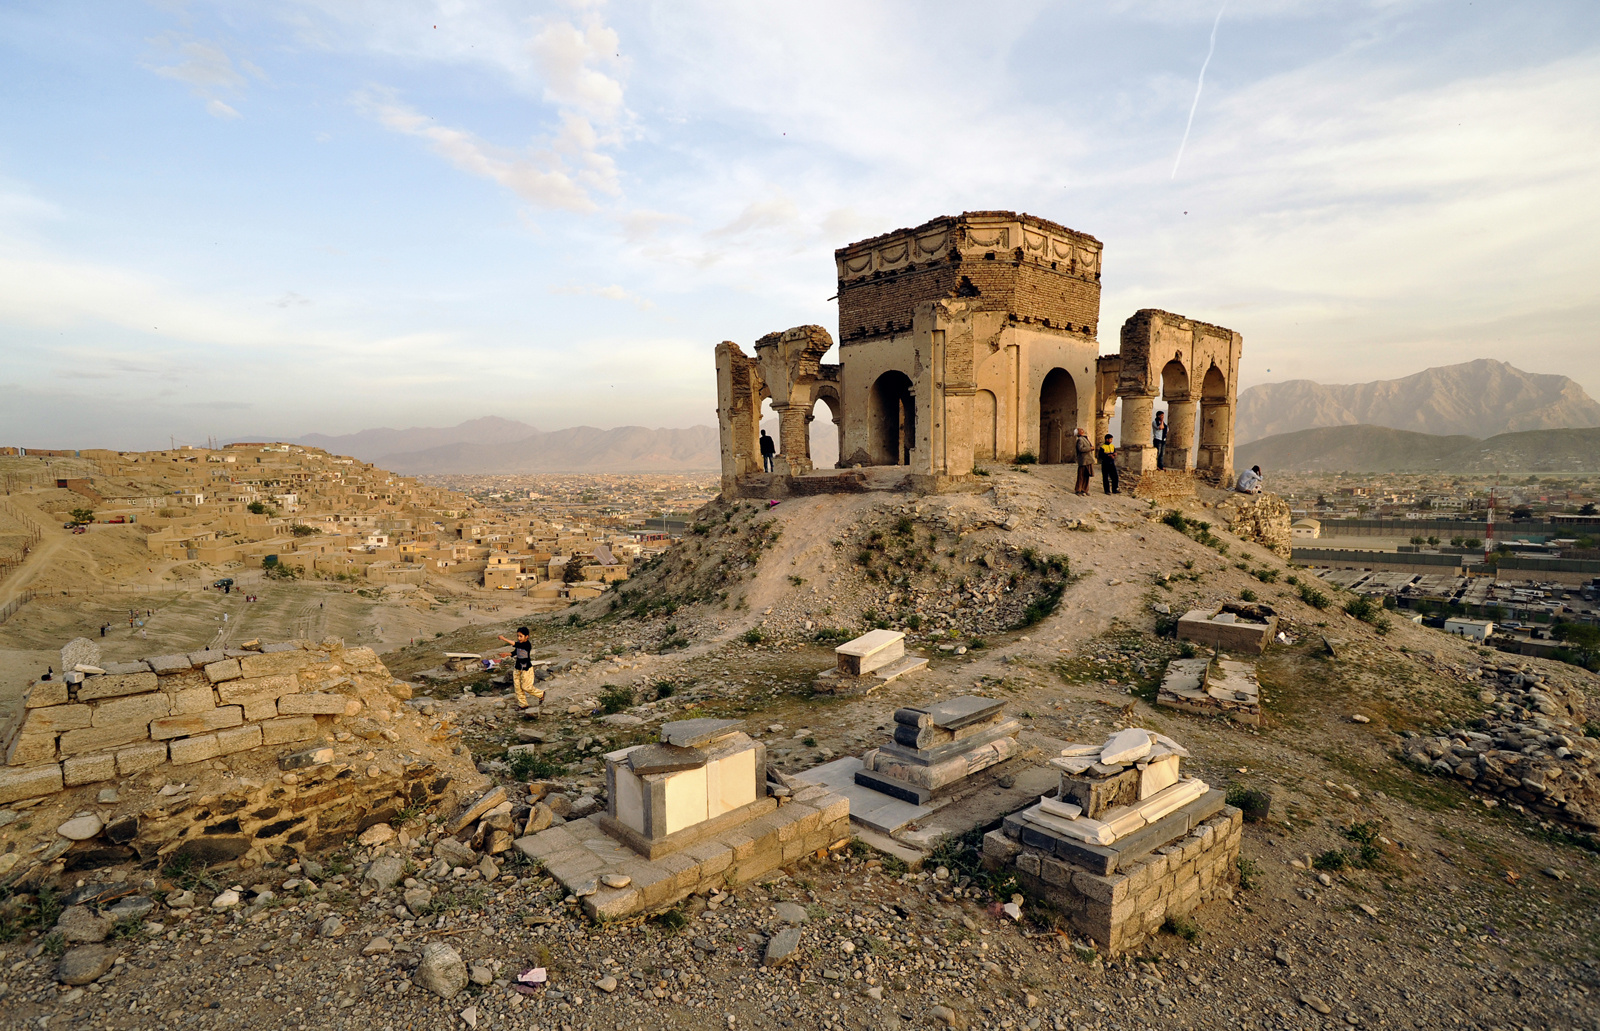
[984,806,1243,955]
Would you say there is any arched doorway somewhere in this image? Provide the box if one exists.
[810,395,842,469]
[974,390,998,462]
[870,371,915,466]
[1038,369,1078,464]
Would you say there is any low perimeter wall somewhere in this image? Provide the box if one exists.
[1,641,409,805]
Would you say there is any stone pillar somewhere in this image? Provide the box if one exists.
[1197,401,1234,485]
[1165,397,1196,472]
[1118,393,1158,474]
[773,403,812,476]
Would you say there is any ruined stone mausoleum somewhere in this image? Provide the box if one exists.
[715,211,1242,494]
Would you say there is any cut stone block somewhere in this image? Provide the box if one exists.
[170,685,217,715]
[89,692,170,729]
[23,704,92,733]
[0,763,63,803]
[58,723,149,756]
[660,718,742,748]
[101,661,151,675]
[1177,608,1277,654]
[239,651,312,678]
[260,717,320,746]
[149,706,243,740]
[63,753,117,787]
[276,693,347,715]
[240,697,277,721]
[871,655,927,683]
[1138,755,1180,799]
[216,673,299,707]
[60,638,101,672]
[77,672,159,701]
[925,696,1005,730]
[168,734,222,765]
[204,659,242,683]
[835,629,904,676]
[147,654,194,675]
[1038,796,1083,820]
[1101,729,1153,765]
[116,742,168,775]
[1058,766,1141,819]
[627,743,707,774]
[216,724,263,755]
[24,682,68,708]
[187,649,224,667]
[6,732,58,766]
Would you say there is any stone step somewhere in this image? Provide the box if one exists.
[871,655,927,683]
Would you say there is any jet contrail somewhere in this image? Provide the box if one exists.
[1171,5,1225,180]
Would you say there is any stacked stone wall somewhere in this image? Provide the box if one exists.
[987,807,1241,955]
[1,640,409,806]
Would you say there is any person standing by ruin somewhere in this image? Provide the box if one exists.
[1073,428,1094,496]
[1097,433,1120,495]
[759,429,776,473]
[498,626,544,713]
[1152,411,1167,470]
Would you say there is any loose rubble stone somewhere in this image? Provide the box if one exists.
[601,873,631,889]
[56,814,103,840]
[404,888,434,916]
[774,901,809,925]
[210,889,241,910]
[318,916,346,937]
[362,855,406,892]
[55,945,115,986]
[54,905,113,943]
[469,963,494,985]
[358,823,396,846]
[417,942,469,999]
[765,927,802,966]
[596,974,618,993]
[363,937,393,955]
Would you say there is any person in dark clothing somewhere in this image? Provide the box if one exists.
[1073,428,1094,495]
[497,626,543,712]
[759,430,776,473]
[1097,433,1120,494]
[1152,411,1167,470]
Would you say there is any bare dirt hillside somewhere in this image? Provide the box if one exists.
[4,467,1598,1030]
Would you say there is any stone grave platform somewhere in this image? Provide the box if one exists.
[1157,657,1262,725]
[513,717,849,921]
[813,629,926,695]
[981,728,1241,954]
[1176,604,1278,654]
[515,784,849,921]
[853,696,1021,804]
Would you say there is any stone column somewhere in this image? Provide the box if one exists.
[1118,393,1158,474]
[1197,401,1234,484]
[772,403,812,476]
[1165,397,1197,472]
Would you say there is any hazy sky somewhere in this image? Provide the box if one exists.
[4,1,1598,450]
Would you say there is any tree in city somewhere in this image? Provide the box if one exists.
[1581,502,1598,516]
[1426,536,1440,546]
[68,507,95,526]
[1464,538,1483,549]
[1410,536,1425,546]
[1511,505,1533,520]
[1450,537,1464,548]
[247,501,268,515]
[1552,622,1600,670]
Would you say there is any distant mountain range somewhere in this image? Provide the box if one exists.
[1235,360,1600,444]
[1236,425,1600,474]
[245,419,722,474]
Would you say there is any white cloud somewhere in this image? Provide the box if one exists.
[550,282,654,310]
[357,89,599,211]
[146,34,258,117]
[527,17,624,121]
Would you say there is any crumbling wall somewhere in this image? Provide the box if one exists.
[1216,493,1293,559]
[2,638,415,802]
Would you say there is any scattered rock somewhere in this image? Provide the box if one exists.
[929,1004,963,1027]
[774,902,809,925]
[56,945,115,986]
[404,887,434,917]
[601,873,631,889]
[595,974,618,993]
[1351,714,1371,724]
[416,942,469,999]
[54,906,112,944]
[318,916,346,937]
[210,889,241,910]
[56,815,103,841]
[1301,995,1332,1015]
[469,963,493,985]
[363,937,393,955]
[765,927,802,966]
[1003,902,1022,921]
[358,823,396,847]
[363,855,406,892]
